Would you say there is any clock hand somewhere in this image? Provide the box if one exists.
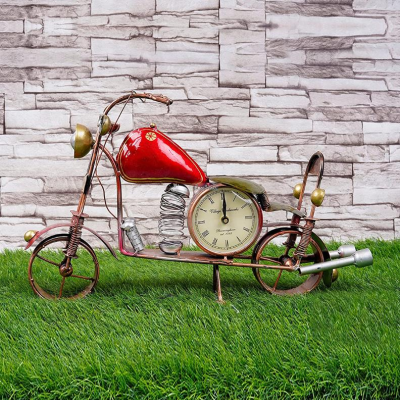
[222,191,229,224]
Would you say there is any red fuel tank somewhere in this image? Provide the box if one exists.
[117,126,207,186]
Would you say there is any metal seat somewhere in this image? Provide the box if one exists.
[209,176,305,217]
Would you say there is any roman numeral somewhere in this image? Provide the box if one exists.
[237,236,241,242]
[208,197,214,204]
[225,240,229,248]
[197,220,205,224]
[243,227,250,232]
[212,238,218,246]
[200,208,207,212]
[241,203,249,209]
[233,195,237,202]
[245,216,253,219]
[202,230,209,237]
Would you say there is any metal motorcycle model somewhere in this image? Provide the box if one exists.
[24,92,373,301]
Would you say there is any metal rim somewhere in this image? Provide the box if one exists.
[187,184,263,256]
[252,229,323,295]
[28,234,99,300]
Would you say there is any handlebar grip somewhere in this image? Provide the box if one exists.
[144,93,173,105]
[104,92,173,115]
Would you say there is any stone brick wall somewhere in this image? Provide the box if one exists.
[0,0,399,249]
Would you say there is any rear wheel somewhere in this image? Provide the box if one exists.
[28,234,99,300]
[252,229,323,295]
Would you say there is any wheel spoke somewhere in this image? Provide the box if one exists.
[272,270,283,291]
[58,277,65,299]
[70,274,95,281]
[252,229,323,295]
[37,254,61,268]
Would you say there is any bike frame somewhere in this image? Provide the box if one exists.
[26,93,329,302]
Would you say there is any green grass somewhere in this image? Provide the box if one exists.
[0,239,399,399]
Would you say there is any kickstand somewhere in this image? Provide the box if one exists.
[213,265,224,303]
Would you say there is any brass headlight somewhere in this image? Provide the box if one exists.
[70,124,93,158]
[311,188,325,207]
[293,183,303,199]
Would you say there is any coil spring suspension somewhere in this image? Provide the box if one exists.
[293,220,315,261]
[159,183,189,255]
[66,213,86,258]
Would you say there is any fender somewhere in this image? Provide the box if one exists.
[24,223,118,259]
[252,226,332,286]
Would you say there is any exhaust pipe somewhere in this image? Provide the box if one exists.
[329,244,356,259]
[299,248,373,276]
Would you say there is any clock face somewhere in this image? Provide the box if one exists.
[188,185,262,256]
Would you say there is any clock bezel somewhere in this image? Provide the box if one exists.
[187,184,263,256]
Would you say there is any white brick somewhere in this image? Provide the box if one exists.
[156,51,219,65]
[0,218,45,238]
[266,15,387,39]
[267,76,388,91]
[220,71,265,87]
[0,145,13,156]
[317,220,394,242]
[220,52,266,73]
[14,143,71,159]
[153,28,218,43]
[219,116,312,133]
[157,0,218,12]
[310,92,371,107]
[92,61,155,79]
[354,0,400,10]
[219,30,265,44]
[210,146,278,162]
[354,163,400,188]
[251,88,309,108]
[160,100,250,117]
[1,178,44,193]
[314,121,362,134]
[91,37,155,61]
[25,77,151,93]
[268,51,306,65]
[0,159,104,177]
[187,88,250,100]
[318,205,397,220]
[354,60,400,74]
[279,145,389,163]
[207,163,301,176]
[0,49,90,68]
[5,110,70,134]
[354,188,400,205]
[220,9,265,23]
[390,145,400,161]
[353,43,400,60]
[91,0,155,16]
[0,20,23,33]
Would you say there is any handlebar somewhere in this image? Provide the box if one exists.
[103,92,173,115]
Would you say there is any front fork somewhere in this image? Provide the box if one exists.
[61,211,88,274]
[283,217,316,269]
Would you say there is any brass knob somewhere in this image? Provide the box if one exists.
[293,183,303,199]
[24,230,38,242]
[311,188,325,207]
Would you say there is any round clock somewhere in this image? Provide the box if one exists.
[188,185,263,256]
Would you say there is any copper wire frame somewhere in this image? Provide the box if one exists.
[93,94,325,271]
[25,93,327,301]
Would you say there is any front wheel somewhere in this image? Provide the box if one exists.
[252,229,323,295]
[28,234,99,300]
